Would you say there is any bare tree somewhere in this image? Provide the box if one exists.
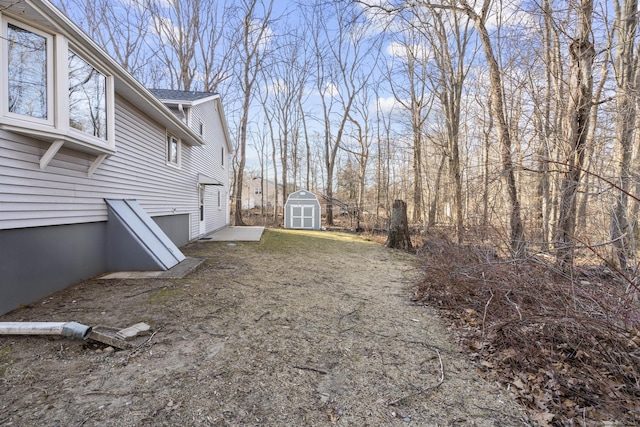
[418,5,473,242]
[343,85,376,229]
[146,0,201,90]
[259,25,312,203]
[468,1,526,256]
[54,0,161,84]
[233,0,275,226]
[609,0,639,269]
[364,0,526,254]
[309,1,382,226]
[386,13,433,225]
[555,0,595,268]
[197,0,235,93]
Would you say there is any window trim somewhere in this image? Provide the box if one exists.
[1,17,54,127]
[166,132,181,168]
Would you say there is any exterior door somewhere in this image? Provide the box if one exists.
[291,204,314,229]
[199,185,206,235]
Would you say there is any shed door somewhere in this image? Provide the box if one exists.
[291,205,315,229]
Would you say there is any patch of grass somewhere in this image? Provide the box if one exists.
[0,345,14,377]
[257,229,375,254]
[148,286,183,303]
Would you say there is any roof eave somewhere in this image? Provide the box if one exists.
[10,0,203,147]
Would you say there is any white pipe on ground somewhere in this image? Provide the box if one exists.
[0,322,92,340]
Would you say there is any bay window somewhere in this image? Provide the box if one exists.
[1,15,114,155]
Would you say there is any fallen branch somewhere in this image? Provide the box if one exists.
[293,365,328,375]
[482,274,493,339]
[124,326,163,365]
[254,311,270,322]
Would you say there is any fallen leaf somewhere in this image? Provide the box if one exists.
[480,360,494,369]
[512,378,525,390]
[531,411,554,426]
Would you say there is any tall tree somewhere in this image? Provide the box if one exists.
[610,0,639,269]
[366,0,526,254]
[423,6,473,242]
[147,0,201,90]
[260,25,312,203]
[233,0,275,226]
[197,0,235,93]
[386,14,433,225]
[555,0,595,268]
[466,0,526,256]
[54,0,158,84]
[310,1,381,226]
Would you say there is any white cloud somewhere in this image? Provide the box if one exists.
[152,16,180,43]
[322,82,339,98]
[265,78,287,96]
[480,0,533,31]
[386,41,430,62]
[386,41,405,57]
[248,18,273,52]
[376,96,401,114]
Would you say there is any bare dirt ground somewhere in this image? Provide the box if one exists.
[0,229,529,426]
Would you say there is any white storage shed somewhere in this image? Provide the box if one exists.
[284,190,322,230]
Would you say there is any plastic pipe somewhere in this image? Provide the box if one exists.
[0,322,92,340]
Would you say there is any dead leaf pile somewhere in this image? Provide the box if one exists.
[415,238,640,426]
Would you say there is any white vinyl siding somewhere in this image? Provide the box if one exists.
[0,94,228,237]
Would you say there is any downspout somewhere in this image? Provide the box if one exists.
[0,322,92,340]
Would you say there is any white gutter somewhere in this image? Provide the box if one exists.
[0,322,92,340]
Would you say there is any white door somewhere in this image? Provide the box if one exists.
[291,204,314,229]
[199,186,206,235]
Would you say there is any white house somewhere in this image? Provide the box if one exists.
[0,0,232,314]
[242,175,283,210]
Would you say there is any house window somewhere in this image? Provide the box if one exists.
[166,133,180,166]
[69,51,107,139]
[221,146,224,166]
[1,16,115,154]
[6,22,51,121]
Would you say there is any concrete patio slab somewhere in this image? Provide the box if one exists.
[201,226,265,242]
[99,257,205,280]
[98,227,263,280]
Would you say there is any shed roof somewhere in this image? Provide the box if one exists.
[287,190,320,201]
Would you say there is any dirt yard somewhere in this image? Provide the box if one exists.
[0,229,529,426]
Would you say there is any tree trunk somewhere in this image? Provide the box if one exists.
[428,154,446,227]
[610,0,638,269]
[387,200,414,252]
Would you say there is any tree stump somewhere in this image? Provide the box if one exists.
[386,199,413,252]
